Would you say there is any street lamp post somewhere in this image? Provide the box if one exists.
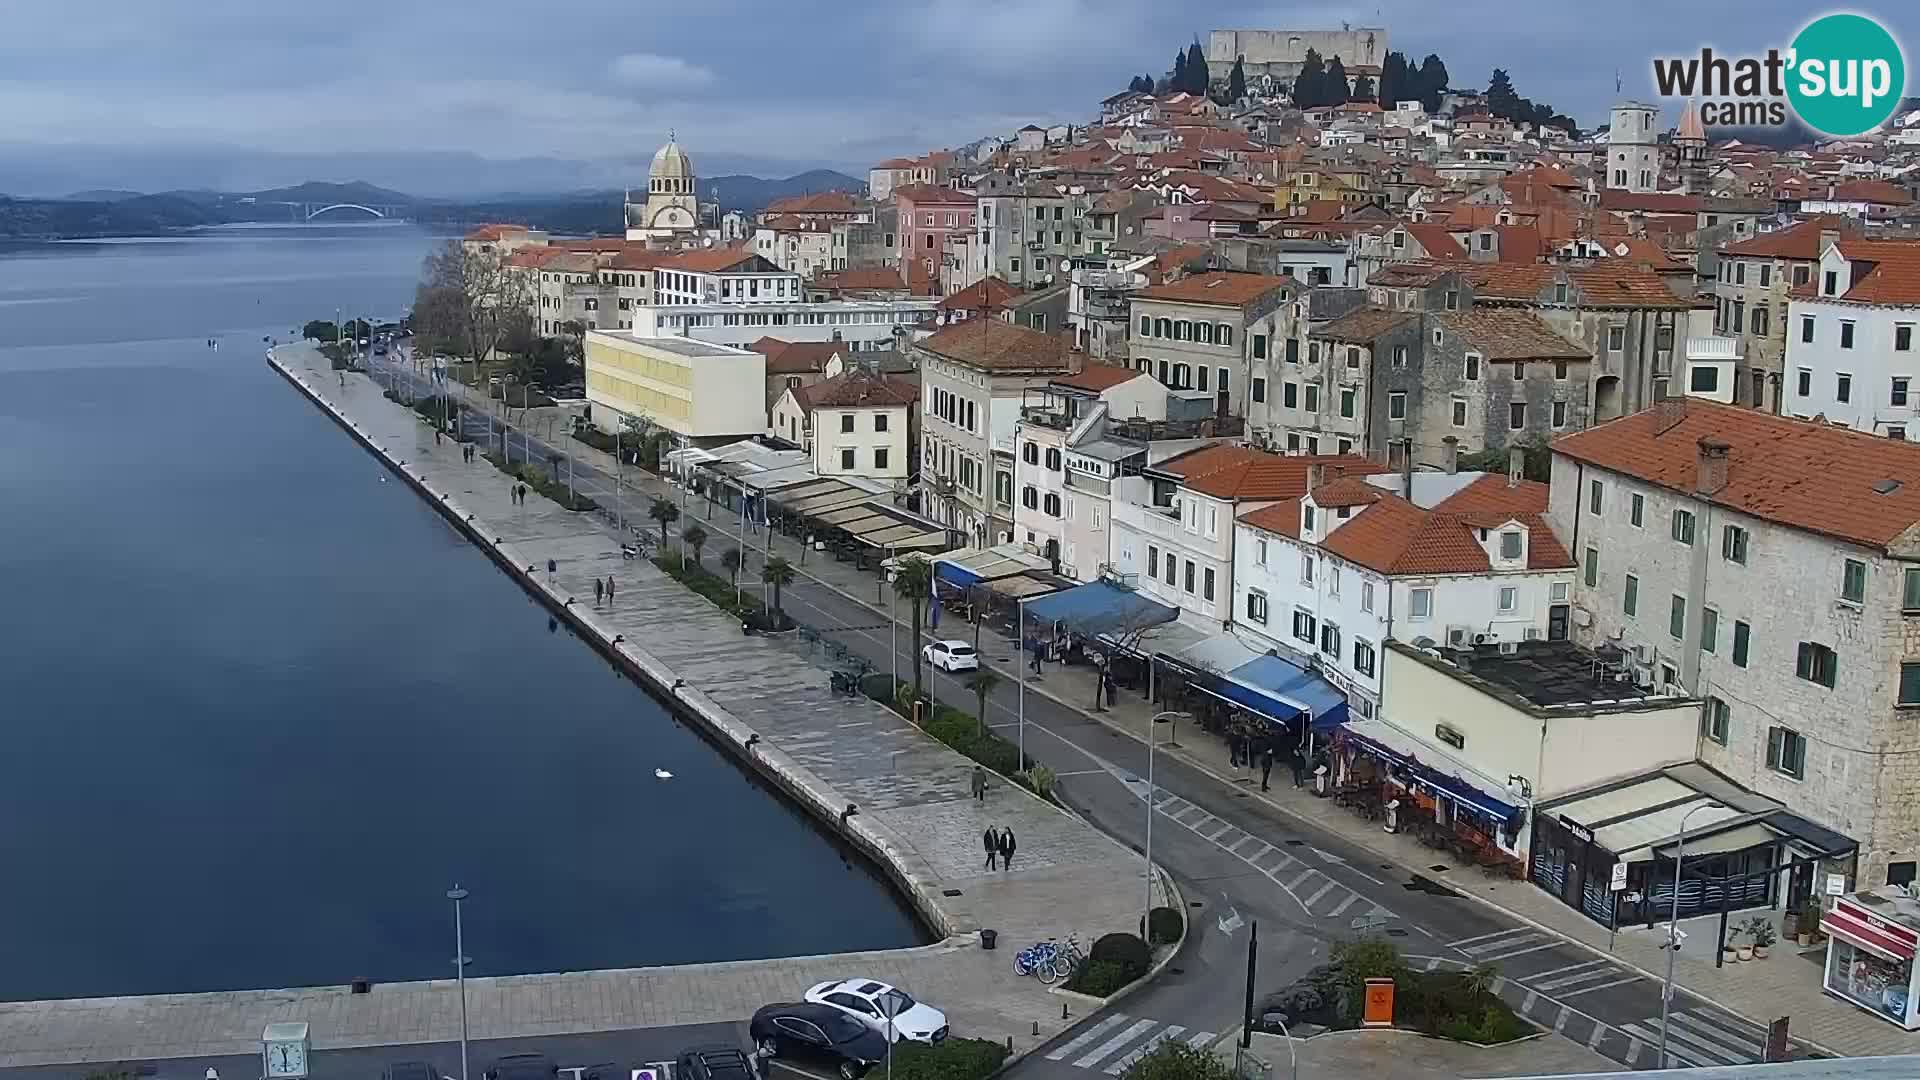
[1144,711,1187,934]
[447,885,472,1080]
[1017,596,1027,766]
[1658,801,1725,1067]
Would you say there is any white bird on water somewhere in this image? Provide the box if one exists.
[654,768,674,780]
[379,476,388,483]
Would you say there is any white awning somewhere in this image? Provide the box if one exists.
[1651,822,1781,860]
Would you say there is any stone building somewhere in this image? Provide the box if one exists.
[1547,400,1920,890]
[1128,271,1294,419]
[1206,27,1388,83]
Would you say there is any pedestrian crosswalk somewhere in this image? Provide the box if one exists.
[1519,957,1643,998]
[1043,1014,1219,1073]
[1619,1007,1771,1069]
[1446,926,1566,963]
[1149,793,1397,926]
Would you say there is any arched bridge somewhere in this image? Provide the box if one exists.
[304,203,394,220]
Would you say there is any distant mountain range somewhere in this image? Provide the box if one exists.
[0,171,862,240]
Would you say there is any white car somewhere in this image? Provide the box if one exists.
[922,640,979,672]
[804,979,949,1044]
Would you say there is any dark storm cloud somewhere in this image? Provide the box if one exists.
[0,0,1912,195]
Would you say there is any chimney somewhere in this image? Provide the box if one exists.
[1441,435,1459,475]
[1819,227,1840,254]
[1696,437,1730,496]
[1399,437,1414,497]
[1305,462,1325,493]
[1508,449,1524,487]
[1652,396,1688,435]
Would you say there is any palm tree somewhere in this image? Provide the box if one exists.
[683,524,708,567]
[721,546,743,605]
[648,496,680,552]
[964,668,1002,739]
[892,555,933,706]
[761,556,795,617]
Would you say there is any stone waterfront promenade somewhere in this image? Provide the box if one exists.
[0,345,1154,1069]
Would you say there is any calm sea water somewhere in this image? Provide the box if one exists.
[0,223,922,1001]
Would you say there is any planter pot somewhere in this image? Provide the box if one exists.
[1798,931,1815,947]
[1754,945,1770,959]
[1722,948,1738,963]
[1737,946,1754,961]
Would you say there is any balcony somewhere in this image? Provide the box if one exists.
[1021,405,1075,431]
[1107,414,1245,442]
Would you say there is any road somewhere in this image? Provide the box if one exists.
[0,1023,742,1080]
[364,350,1813,1077]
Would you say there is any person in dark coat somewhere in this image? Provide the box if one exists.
[982,826,999,870]
[998,826,1017,871]
[1260,744,1276,791]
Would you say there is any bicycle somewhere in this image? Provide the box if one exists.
[1013,940,1059,980]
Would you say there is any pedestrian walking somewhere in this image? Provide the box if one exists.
[970,765,987,801]
[1290,742,1306,788]
[982,826,999,871]
[546,558,556,583]
[1260,744,1275,791]
[594,577,604,607]
[606,576,615,607]
[1028,636,1044,675]
[997,826,1017,871]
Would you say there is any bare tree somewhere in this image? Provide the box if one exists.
[419,240,530,365]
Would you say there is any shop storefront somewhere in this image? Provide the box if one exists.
[1824,890,1920,1029]
[1335,719,1526,874]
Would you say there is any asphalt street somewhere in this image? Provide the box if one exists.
[0,1023,743,1080]
[367,351,1817,1077]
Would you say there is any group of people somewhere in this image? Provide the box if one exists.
[981,825,1019,871]
[1223,720,1310,792]
[593,576,617,608]
[510,483,529,505]
[460,443,476,463]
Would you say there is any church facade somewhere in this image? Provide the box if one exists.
[626,137,701,242]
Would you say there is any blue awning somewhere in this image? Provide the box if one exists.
[1341,723,1523,822]
[935,560,982,588]
[1220,654,1350,731]
[1021,581,1177,640]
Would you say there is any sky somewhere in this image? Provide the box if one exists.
[1,0,1915,198]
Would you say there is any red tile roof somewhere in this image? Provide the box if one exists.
[894,183,976,206]
[1551,399,1920,550]
[1825,238,1920,305]
[1597,191,1704,215]
[1722,215,1857,259]
[1315,307,1415,343]
[796,369,918,410]
[918,319,1077,372]
[938,276,1022,311]
[1404,222,1466,258]
[1436,310,1588,361]
[1136,271,1292,307]
[1417,260,1690,309]
[1822,179,1914,206]
[1166,449,1388,501]
[765,191,863,215]
[752,338,845,375]
[1313,491,1574,575]
[657,245,764,273]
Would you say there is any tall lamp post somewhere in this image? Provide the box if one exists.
[1658,801,1725,1067]
[447,885,472,1080]
[1144,711,1188,933]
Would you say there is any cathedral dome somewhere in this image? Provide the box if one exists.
[651,138,694,183]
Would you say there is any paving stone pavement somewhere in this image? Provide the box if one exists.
[0,347,1156,1070]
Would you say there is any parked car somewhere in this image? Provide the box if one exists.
[485,1054,557,1080]
[749,1002,888,1080]
[675,1045,755,1080]
[804,978,949,1043]
[381,1063,437,1080]
[922,640,979,673]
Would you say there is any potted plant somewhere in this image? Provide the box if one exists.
[1735,924,1755,962]
[1722,926,1742,965]
[1746,916,1777,959]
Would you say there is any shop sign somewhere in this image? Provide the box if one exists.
[1610,862,1629,892]
[1827,872,1848,896]
[1559,815,1594,843]
[1362,978,1395,1027]
[1434,722,1466,750]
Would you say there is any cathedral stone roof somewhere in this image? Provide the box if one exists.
[651,139,694,181]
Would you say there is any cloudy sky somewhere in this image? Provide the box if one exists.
[0,0,1913,198]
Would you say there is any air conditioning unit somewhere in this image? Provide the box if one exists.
[1524,627,1544,641]
[1633,665,1655,689]
[1447,626,1472,647]
[1632,643,1653,665]
[1498,641,1520,655]
[1473,632,1493,646]
[1571,606,1593,628]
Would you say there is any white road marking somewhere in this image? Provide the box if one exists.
[1556,976,1642,999]
[1045,1014,1130,1061]
[1474,940,1563,962]
[1326,893,1359,917]
[1672,1013,1764,1060]
[1555,1006,1574,1035]
[1284,868,1318,891]
[1186,1031,1219,1048]
[1521,990,1540,1014]
[1103,1026,1185,1075]
[1448,927,1532,949]
[1620,1023,1708,1068]
[1585,1018,1606,1048]
[1527,958,1610,984]
[1302,880,1338,909]
[1074,1018,1159,1069]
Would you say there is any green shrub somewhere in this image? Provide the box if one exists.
[1146,905,1184,945]
[1021,764,1056,799]
[1121,1042,1233,1080]
[1064,958,1134,997]
[1089,932,1151,978]
[886,1037,1007,1080]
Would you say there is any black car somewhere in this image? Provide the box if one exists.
[677,1044,756,1080]
[750,1002,889,1080]
[382,1063,438,1080]
[485,1054,558,1080]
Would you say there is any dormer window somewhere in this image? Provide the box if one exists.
[1500,530,1524,561]
[1303,503,1318,532]
[1553,282,1569,304]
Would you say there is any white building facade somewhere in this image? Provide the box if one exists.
[1784,238,1920,441]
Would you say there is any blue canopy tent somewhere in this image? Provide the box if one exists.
[1020,580,1177,640]
[1222,654,1350,733]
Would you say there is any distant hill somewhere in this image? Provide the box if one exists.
[61,189,146,203]
[241,180,419,206]
[0,193,226,239]
[700,170,863,212]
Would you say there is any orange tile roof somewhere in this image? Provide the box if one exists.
[938,276,1023,311]
[765,191,863,215]
[1432,473,1551,515]
[1171,449,1388,501]
[763,341,843,375]
[1314,493,1574,575]
[657,245,764,273]
[1136,271,1292,307]
[1551,399,1920,550]
[801,369,918,409]
[1310,476,1388,508]
[1825,238,1920,305]
[464,223,529,241]
[1436,310,1588,361]
[1421,260,1690,309]
[1404,222,1466,258]
[1723,215,1857,259]
[1823,179,1913,206]
[894,183,976,206]
[1237,500,1302,538]
[919,319,1076,372]
[1315,307,1415,343]
[1052,364,1145,393]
